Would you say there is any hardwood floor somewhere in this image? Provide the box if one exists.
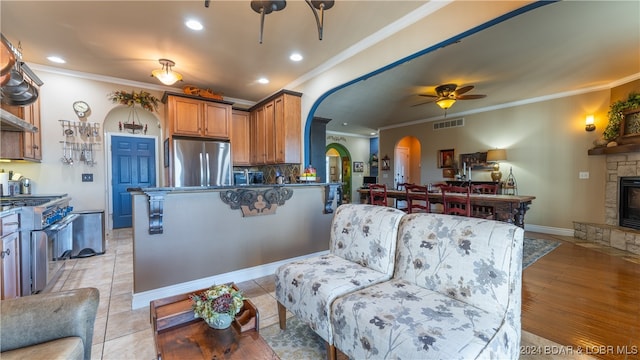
[522,232,640,360]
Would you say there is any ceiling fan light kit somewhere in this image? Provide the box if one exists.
[415,83,487,113]
[151,59,183,86]
[250,0,334,44]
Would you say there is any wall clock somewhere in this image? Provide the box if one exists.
[73,100,90,118]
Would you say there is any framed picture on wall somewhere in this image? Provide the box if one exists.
[460,152,491,170]
[330,166,336,175]
[442,168,456,178]
[438,149,455,168]
[353,161,364,172]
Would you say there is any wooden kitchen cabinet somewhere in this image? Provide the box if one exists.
[231,110,251,166]
[164,92,232,140]
[1,213,21,300]
[249,90,301,165]
[0,77,42,161]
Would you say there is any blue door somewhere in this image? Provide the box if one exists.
[112,136,156,228]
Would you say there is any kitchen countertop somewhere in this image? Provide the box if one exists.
[128,182,333,193]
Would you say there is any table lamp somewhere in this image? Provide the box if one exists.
[487,149,507,182]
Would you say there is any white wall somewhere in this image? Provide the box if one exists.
[5,70,169,233]
[381,89,612,232]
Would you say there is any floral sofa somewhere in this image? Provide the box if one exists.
[331,212,524,359]
[275,204,405,357]
[277,204,523,359]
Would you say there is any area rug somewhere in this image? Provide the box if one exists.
[523,237,561,269]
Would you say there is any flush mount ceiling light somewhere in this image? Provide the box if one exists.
[250,0,334,44]
[150,59,183,86]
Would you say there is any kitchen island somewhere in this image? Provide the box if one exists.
[130,183,341,309]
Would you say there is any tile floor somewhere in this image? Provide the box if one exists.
[48,228,638,360]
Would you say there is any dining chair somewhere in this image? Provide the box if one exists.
[441,185,471,216]
[404,184,430,213]
[368,183,388,206]
[471,183,499,219]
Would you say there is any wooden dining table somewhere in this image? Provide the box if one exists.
[357,188,536,228]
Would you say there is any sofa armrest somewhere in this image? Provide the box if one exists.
[1,287,99,360]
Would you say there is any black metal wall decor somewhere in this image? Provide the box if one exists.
[220,187,293,216]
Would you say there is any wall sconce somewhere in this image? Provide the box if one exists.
[381,155,390,171]
[486,148,507,182]
[585,115,596,132]
[151,59,183,86]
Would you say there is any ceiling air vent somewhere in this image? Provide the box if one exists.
[433,117,464,130]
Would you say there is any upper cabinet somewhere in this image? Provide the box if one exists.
[249,90,301,165]
[163,92,232,140]
[231,110,250,166]
[0,76,42,162]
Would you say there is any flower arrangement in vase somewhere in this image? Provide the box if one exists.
[190,284,245,329]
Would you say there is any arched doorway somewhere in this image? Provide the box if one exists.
[394,136,422,186]
[104,106,161,230]
[326,143,352,203]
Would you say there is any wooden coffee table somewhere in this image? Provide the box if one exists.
[150,284,279,360]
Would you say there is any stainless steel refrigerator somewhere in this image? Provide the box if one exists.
[172,138,232,187]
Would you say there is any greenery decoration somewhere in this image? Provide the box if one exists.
[603,92,640,141]
[108,90,159,113]
[190,284,244,324]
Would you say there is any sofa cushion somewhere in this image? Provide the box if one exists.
[396,213,523,315]
[331,279,510,359]
[330,204,404,275]
[0,337,84,360]
[275,254,394,343]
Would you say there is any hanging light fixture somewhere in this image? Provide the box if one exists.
[250,0,334,44]
[151,59,183,86]
[306,0,335,40]
[435,98,456,110]
[250,0,287,44]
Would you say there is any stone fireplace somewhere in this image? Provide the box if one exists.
[574,152,640,255]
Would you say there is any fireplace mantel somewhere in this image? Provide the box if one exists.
[588,143,640,155]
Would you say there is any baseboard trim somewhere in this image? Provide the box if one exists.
[524,224,573,237]
[132,250,329,309]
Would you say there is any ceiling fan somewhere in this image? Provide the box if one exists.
[413,83,487,110]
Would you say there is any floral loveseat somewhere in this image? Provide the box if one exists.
[331,212,524,359]
[276,204,523,359]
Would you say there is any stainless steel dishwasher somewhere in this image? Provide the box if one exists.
[71,210,105,258]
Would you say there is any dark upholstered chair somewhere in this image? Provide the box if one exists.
[1,288,100,360]
[404,184,430,213]
[441,185,471,216]
[368,183,388,206]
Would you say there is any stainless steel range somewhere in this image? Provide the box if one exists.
[0,194,76,295]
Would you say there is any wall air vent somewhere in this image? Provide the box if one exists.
[433,118,464,130]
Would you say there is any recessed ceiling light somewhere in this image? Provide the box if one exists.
[258,77,269,84]
[47,56,66,64]
[370,132,377,136]
[342,122,348,126]
[289,53,303,62]
[185,19,203,31]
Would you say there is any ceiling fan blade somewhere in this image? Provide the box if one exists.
[411,99,437,107]
[418,94,438,98]
[457,94,487,100]
[454,85,474,95]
